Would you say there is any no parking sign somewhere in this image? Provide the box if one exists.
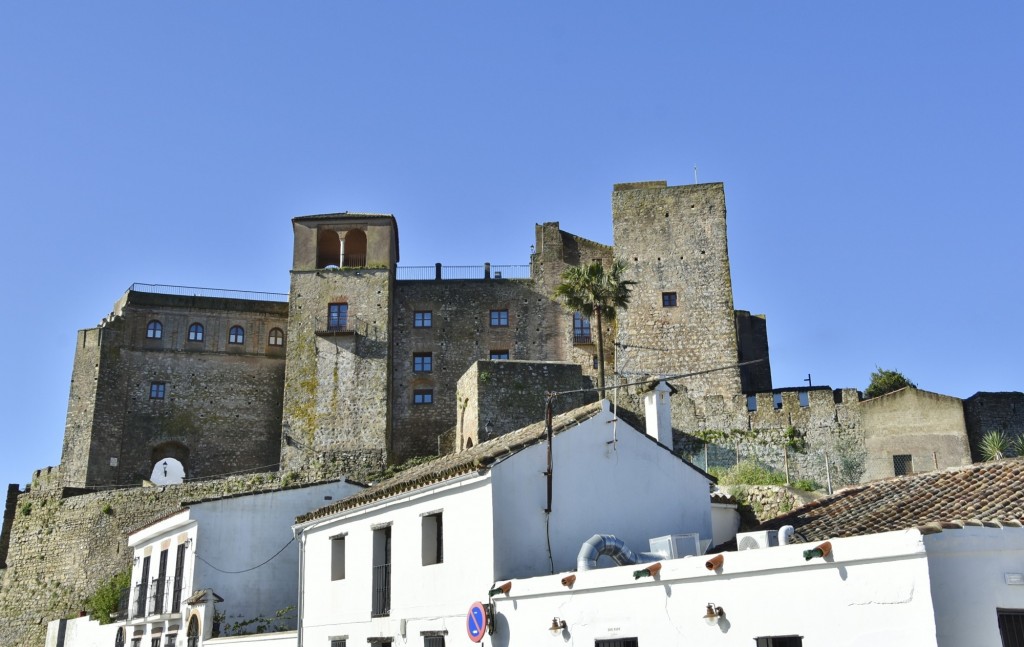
[466,601,488,642]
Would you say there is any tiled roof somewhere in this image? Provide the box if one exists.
[296,401,608,524]
[756,458,1024,542]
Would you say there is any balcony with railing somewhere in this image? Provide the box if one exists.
[127,577,186,620]
[371,563,391,617]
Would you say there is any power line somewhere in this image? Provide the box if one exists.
[193,537,295,574]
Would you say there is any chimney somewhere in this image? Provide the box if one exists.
[644,381,674,447]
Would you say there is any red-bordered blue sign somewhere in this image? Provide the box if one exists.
[466,601,488,643]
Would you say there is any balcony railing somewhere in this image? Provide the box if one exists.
[128,283,288,303]
[395,263,531,281]
[128,577,185,619]
[116,588,130,621]
[314,314,380,338]
[371,563,391,617]
[341,254,366,267]
[133,582,148,619]
[573,334,594,345]
[149,576,167,616]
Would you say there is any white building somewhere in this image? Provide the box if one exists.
[294,395,716,647]
[48,479,364,647]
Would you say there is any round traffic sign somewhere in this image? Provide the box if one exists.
[466,601,488,643]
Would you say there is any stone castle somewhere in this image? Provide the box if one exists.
[1,179,1020,647]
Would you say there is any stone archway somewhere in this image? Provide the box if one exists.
[150,442,189,485]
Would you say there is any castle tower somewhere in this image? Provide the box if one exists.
[281,214,398,474]
[611,181,743,398]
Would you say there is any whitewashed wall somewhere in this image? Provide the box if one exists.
[46,616,121,647]
[925,526,1024,646]
[490,401,713,579]
[299,474,496,646]
[189,481,363,632]
[491,529,939,647]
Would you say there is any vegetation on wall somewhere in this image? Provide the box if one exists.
[82,570,130,624]
[979,431,1024,461]
[865,367,916,399]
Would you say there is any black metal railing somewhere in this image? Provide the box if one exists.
[314,314,380,338]
[573,334,593,345]
[395,263,531,281]
[128,283,288,303]
[341,254,367,267]
[171,573,184,613]
[136,577,183,616]
[149,576,167,615]
[371,563,391,617]
[115,588,130,620]
[133,582,148,619]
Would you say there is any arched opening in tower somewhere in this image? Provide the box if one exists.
[150,442,190,485]
[343,229,367,267]
[316,228,341,268]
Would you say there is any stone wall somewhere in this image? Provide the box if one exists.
[963,391,1024,461]
[612,182,743,399]
[60,291,289,488]
[734,310,772,393]
[721,485,823,529]
[455,360,594,451]
[0,472,312,647]
[391,279,567,459]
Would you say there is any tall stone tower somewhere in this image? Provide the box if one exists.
[612,181,743,398]
[281,214,398,474]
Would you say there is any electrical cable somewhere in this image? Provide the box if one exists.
[193,537,295,574]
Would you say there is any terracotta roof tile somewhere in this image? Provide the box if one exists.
[757,458,1024,542]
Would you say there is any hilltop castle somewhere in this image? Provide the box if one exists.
[54,180,1022,494]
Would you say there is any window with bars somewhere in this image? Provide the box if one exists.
[413,352,433,372]
[999,609,1024,646]
[893,454,913,476]
[595,639,638,647]
[423,637,445,647]
[164,634,176,647]
[422,512,443,565]
[330,639,347,647]
[755,636,804,647]
[371,526,391,617]
[573,312,592,344]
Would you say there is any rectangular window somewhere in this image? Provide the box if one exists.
[746,395,757,412]
[422,512,443,565]
[593,355,599,369]
[150,382,166,400]
[413,352,433,372]
[798,391,809,407]
[424,637,445,647]
[164,635,176,647]
[662,292,677,307]
[489,309,509,327]
[331,535,346,581]
[153,548,168,614]
[773,393,783,410]
[595,639,638,647]
[998,609,1024,647]
[573,312,592,343]
[328,303,349,331]
[131,639,141,647]
[151,637,161,647]
[330,640,347,647]
[755,637,804,647]
[490,350,509,360]
[414,311,432,328]
[371,526,392,617]
[413,389,433,405]
[893,454,913,476]
[172,543,186,613]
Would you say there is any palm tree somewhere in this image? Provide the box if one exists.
[554,259,634,398]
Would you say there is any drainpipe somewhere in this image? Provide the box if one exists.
[295,527,305,647]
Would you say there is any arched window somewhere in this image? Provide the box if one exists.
[114,627,125,647]
[316,229,341,268]
[188,323,204,342]
[146,320,163,339]
[268,328,285,346]
[342,229,367,267]
[187,615,200,647]
[228,326,245,344]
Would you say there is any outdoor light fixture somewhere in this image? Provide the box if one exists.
[549,617,567,634]
[703,603,724,626]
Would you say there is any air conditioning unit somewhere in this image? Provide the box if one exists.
[736,530,779,551]
[649,533,700,559]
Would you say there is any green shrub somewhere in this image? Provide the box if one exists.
[101,503,113,515]
[714,460,787,486]
[83,570,130,624]
[792,478,822,492]
[19,502,31,516]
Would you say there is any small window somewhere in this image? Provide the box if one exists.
[164,635,176,647]
[413,389,433,405]
[413,352,433,372]
[490,350,509,360]
[151,638,161,647]
[422,512,443,565]
[131,639,141,647]
[268,328,285,346]
[424,637,445,647]
[414,311,432,328]
[573,312,592,343]
[146,320,163,339]
[330,640,347,647]
[746,395,757,412]
[998,609,1024,647]
[755,637,803,647]
[662,292,677,307]
[773,393,783,410]
[188,323,204,342]
[593,355,599,369]
[595,639,638,647]
[150,382,166,400]
[331,535,346,581]
[228,325,245,344]
[489,309,509,327]
[328,303,348,331]
[893,454,913,476]
[798,391,809,407]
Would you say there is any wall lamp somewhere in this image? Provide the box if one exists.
[703,603,725,626]
[549,617,567,634]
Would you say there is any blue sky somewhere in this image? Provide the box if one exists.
[1,2,1021,490]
